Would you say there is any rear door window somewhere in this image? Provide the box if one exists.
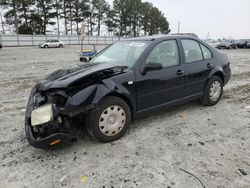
[181,39,203,63]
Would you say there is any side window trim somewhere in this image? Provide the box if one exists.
[198,43,205,60]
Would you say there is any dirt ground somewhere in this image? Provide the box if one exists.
[0,46,249,188]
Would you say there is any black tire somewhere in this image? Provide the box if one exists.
[85,96,131,142]
[200,76,223,106]
[59,44,63,48]
[44,45,48,48]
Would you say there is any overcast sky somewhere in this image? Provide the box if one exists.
[107,0,250,39]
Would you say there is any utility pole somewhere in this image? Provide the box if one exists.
[0,12,5,34]
[55,0,60,36]
[80,22,85,52]
[207,32,210,40]
[177,21,180,34]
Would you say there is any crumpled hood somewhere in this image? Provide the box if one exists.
[35,63,127,91]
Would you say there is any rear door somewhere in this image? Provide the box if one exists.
[180,39,214,96]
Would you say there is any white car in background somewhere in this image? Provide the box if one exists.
[39,39,65,48]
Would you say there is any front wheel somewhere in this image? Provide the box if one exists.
[201,76,223,106]
[85,97,131,142]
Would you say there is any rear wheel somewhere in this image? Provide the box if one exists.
[201,76,223,106]
[59,44,63,48]
[85,96,131,142]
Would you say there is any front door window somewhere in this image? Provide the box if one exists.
[146,40,180,68]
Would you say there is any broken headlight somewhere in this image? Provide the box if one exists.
[31,104,54,126]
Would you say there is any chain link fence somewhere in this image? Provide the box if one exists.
[0,34,120,47]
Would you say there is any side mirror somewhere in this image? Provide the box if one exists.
[142,62,163,74]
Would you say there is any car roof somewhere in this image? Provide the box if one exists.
[121,35,198,41]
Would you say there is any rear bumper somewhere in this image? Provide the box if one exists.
[224,70,231,86]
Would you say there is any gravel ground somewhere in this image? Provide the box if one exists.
[0,46,250,188]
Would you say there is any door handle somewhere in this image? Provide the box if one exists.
[176,70,184,76]
[207,63,213,68]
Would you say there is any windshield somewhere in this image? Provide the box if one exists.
[90,41,151,67]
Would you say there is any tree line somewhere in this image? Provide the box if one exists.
[0,0,170,36]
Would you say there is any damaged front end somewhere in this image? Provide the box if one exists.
[25,63,128,148]
[25,84,100,148]
[25,88,80,148]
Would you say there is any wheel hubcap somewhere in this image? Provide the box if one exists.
[209,81,222,102]
[99,105,126,136]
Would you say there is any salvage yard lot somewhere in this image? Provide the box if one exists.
[0,46,250,188]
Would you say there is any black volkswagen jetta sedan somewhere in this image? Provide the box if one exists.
[25,35,231,148]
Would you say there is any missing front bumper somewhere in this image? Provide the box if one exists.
[25,118,76,148]
[25,88,96,148]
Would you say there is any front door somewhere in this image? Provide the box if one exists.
[136,39,185,112]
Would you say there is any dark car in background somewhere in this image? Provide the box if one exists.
[25,35,231,148]
[237,39,246,48]
[217,39,237,49]
[245,40,250,48]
